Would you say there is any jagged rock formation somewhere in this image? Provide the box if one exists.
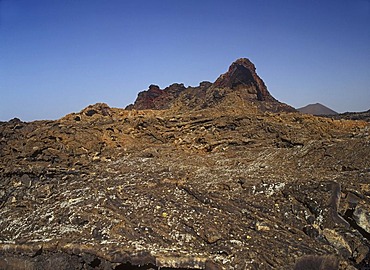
[127,58,296,113]
[125,83,187,110]
[212,58,273,101]
[1,60,370,269]
[298,103,338,116]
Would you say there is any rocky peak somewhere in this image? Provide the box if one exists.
[148,84,161,91]
[1,70,370,269]
[127,58,295,113]
[213,58,256,87]
[213,58,275,102]
[145,85,163,100]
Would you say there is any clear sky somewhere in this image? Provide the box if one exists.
[1,0,369,121]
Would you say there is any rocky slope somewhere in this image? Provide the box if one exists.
[1,60,370,270]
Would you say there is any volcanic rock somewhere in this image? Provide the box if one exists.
[126,83,187,110]
[212,58,273,101]
[293,255,339,270]
[353,203,370,233]
[127,58,296,113]
[1,59,370,269]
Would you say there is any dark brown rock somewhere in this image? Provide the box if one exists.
[126,83,186,110]
[294,255,339,270]
[1,60,370,269]
[213,58,273,102]
[82,102,112,117]
[127,58,296,113]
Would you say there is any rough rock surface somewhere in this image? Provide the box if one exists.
[212,58,273,101]
[125,83,187,111]
[127,58,295,113]
[1,60,370,269]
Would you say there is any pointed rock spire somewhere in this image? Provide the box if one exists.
[213,58,275,102]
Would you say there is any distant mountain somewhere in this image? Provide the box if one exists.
[297,103,338,116]
[126,58,296,113]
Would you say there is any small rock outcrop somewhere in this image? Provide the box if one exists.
[126,83,186,110]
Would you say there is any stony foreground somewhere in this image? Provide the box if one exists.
[1,105,370,269]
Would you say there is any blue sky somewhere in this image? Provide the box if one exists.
[1,0,369,121]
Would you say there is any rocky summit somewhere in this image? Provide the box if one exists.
[1,59,370,270]
[126,58,295,113]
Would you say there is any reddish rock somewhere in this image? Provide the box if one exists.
[126,84,163,110]
[127,58,296,113]
[213,58,274,102]
[126,83,186,110]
